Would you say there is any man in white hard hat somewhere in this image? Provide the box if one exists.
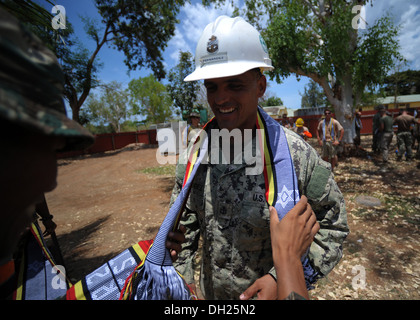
[168,16,348,300]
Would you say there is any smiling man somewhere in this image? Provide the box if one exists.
[203,69,265,132]
[168,16,348,300]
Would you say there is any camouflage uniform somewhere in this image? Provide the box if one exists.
[171,123,348,300]
[394,113,417,161]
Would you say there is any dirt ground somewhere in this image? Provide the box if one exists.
[45,135,420,300]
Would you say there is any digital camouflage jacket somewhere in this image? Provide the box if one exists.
[171,124,348,300]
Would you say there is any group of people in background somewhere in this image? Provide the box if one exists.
[372,105,420,163]
[272,105,420,170]
[278,110,344,171]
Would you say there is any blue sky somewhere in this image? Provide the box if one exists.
[44,0,420,118]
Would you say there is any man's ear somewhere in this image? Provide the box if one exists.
[257,75,267,98]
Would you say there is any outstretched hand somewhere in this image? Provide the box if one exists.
[270,195,319,261]
[269,195,320,300]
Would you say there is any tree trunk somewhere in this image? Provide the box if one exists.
[303,71,356,146]
[336,75,355,145]
[72,105,80,123]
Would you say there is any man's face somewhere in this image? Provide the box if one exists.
[325,111,332,120]
[191,116,200,127]
[204,70,266,132]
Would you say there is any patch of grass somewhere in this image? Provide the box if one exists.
[136,165,176,176]
[380,194,418,218]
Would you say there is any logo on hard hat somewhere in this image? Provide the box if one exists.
[259,35,268,54]
[207,35,219,53]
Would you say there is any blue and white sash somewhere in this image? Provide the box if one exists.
[122,107,317,300]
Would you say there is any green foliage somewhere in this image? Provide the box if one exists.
[2,0,105,123]
[260,96,283,107]
[95,0,188,80]
[261,0,403,95]
[120,120,140,132]
[167,51,200,116]
[301,80,328,109]
[252,0,405,144]
[354,15,404,93]
[128,75,173,125]
[85,81,130,133]
[2,0,226,124]
[85,122,113,134]
[0,0,70,46]
[383,69,420,95]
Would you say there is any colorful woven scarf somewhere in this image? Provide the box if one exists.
[119,106,317,300]
[66,239,153,300]
[322,118,334,141]
[68,107,318,300]
[15,222,70,300]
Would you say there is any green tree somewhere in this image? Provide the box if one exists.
[64,0,189,124]
[260,96,284,107]
[1,0,105,124]
[235,0,404,144]
[167,51,200,118]
[61,16,104,124]
[300,80,328,109]
[0,0,64,41]
[85,81,130,133]
[128,75,173,125]
[2,0,223,124]
[383,69,420,96]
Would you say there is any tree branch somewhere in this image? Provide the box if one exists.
[290,66,340,107]
[77,21,111,109]
[303,0,330,24]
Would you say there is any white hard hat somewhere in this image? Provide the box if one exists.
[184,16,274,82]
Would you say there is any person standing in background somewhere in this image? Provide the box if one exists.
[379,109,394,164]
[316,109,344,171]
[394,109,419,161]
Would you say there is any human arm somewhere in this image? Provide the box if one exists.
[287,131,349,282]
[269,197,320,300]
[316,121,323,146]
[304,159,348,278]
[338,127,344,143]
[166,225,186,262]
[239,196,319,300]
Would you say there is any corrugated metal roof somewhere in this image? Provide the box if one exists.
[376,94,420,104]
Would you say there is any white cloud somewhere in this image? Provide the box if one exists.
[365,0,420,70]
[166,1,236,66]
[163,0,419,108]
[398,4,420,69]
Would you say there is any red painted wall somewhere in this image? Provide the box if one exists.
[57,129,158,159]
